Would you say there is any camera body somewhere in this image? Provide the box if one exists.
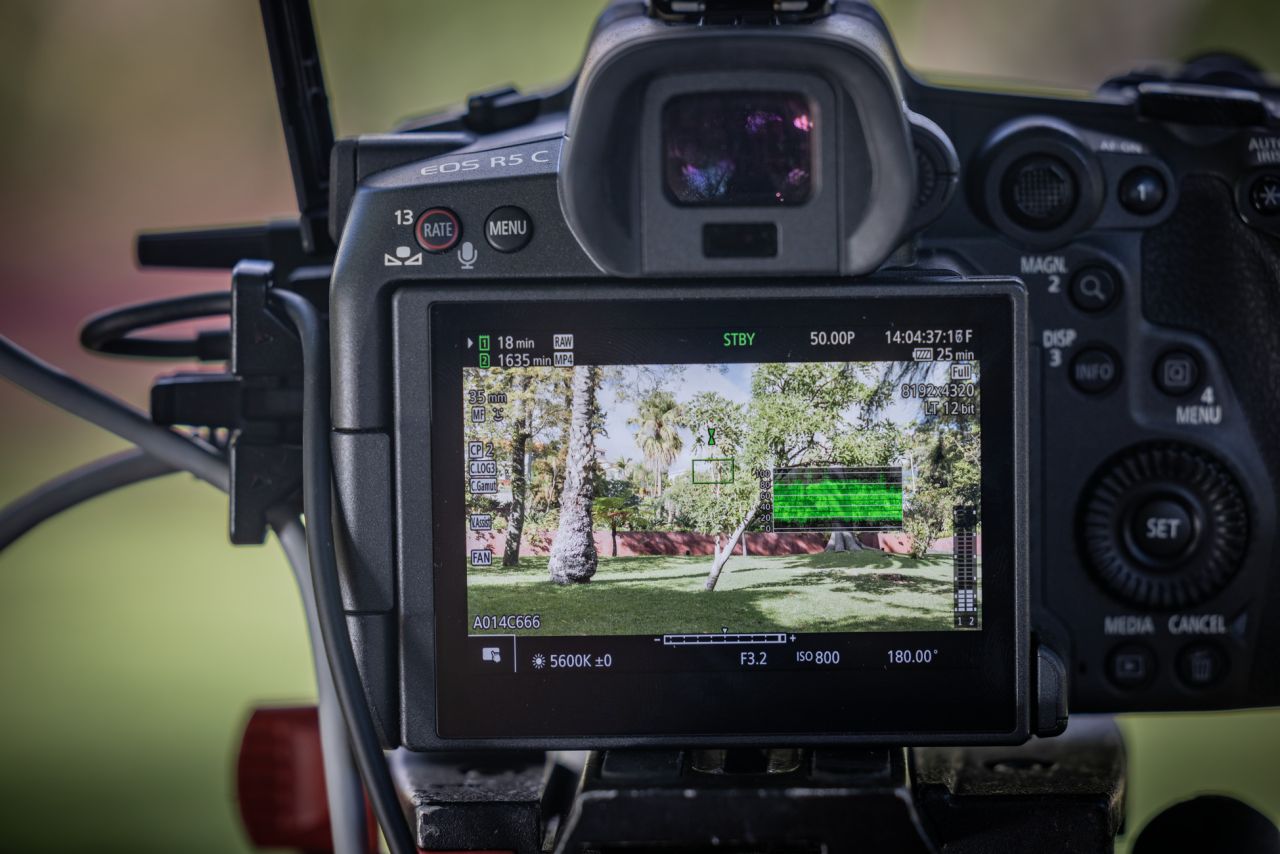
[325,0,1280,749]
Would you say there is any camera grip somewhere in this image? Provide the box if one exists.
[1142,174,1280,699]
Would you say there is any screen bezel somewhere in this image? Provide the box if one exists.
[393,282,1028,749]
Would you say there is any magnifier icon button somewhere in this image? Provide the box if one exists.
[1069,266,1120,312]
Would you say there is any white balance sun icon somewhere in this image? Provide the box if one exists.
[531,653,547,670]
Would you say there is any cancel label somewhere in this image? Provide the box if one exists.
[1169,614,1226,635]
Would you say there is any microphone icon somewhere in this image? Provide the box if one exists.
[457,241,477,270]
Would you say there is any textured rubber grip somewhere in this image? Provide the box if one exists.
[1142,174,1280,700]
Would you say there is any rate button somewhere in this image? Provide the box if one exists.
[415,207,461,253]
[484,205,533,253]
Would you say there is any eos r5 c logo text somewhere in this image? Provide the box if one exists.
[420,148,553,177]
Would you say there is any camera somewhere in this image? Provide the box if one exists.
[4,0,1278,849]
[311,0,1280,751]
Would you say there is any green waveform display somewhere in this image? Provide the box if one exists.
[771,466,904,531]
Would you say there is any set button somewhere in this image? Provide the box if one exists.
[1129,496,1197,562]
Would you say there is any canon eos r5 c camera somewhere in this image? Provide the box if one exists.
[317,0,1280,750]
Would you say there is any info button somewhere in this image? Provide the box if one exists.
[1070,347,1121,394]
[485,205,533,253]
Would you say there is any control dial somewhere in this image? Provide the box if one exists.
[1078,443,1248,609]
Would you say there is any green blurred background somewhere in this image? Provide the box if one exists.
[1,1,1278,851]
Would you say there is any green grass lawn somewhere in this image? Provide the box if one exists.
[468,551,974,635]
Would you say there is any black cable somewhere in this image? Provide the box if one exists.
[0,328,367,848]
[80,292,231,360]
[271,288,416,854]
[0,335,229,491]
[267,509,372,854]
[0,450,176,552]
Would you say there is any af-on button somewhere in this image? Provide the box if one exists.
[484,206,533,253]
[415,207,461,253]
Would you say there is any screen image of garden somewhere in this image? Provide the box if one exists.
[463,360,981,636]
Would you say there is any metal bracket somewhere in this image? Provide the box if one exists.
[150,261,308,544]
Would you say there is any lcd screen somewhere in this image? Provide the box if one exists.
[422,293,1020,742]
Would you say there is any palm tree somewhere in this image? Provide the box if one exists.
[628,390,683,500]
[549,365,600,584]
[503,373,532,567]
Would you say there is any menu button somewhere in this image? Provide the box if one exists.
[485,206,533,253]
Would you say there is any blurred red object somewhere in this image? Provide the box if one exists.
[236,706,376,853]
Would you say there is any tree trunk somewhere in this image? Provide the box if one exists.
[502,377,531,567]
[610,521,618,557]
[545,458,558,506]
[824,531,867,552]
[549,365,599,584]
[704,498,760,591]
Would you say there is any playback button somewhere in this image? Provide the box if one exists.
[484,206,533,253]
[1108,643,1155,689]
